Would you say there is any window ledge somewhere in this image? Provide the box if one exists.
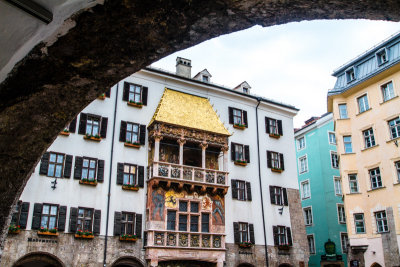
[127,101,143,108]
[356,108,372,116]
[346,192,362,195]
[124,142,141,148]
[361,144,379,152]
[393,182,400,186]
[301,197,311,200]
[342,152,356,155]
[379,95,398,105]
[269,133,281,139]
[234,161,248,166]
[122,185,139,191]
[98,94,106,100]
[386,136,400,144]
[271,168,283,173]
[59,131,70,136]
[337,118,350,121]
[83,135,101,142]
[75,234,94,239]
[120,236,138,242]
[367,186,386,192]
[79,180,98,186]
[233,124,246,130]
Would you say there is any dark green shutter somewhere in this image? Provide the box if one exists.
[139,125,146,145]
[117,163,124,185]
[265,117,271,133]
[135,213,142,238]
[97,160,105,182]
[249,224,255,244]
[105,88,111,98]
[246,182,252,201]
[63,154,73,178]
[69,117,77,133]
[114,212,122,236]
[31,203,42,230]
[278,120,283,135]
[19,202,30,229]
[244,145,250,163]
[123,82,129,101]
[74,156,83,179]
[78,113,87,135]
[93,210,101,235]
[243,110,248,127]
[142,87,148,105]
[231,142,236,160]
[282,188,288,206]
[280,153,285,170]
[287,227,292,246]
[39,152,50,175]
[138,166,144,187]
[119,121,127,142]
[267,151,272,168]
[269,186,276,204]
[233,222,240,243]
[58,206,67,231]
[228,107,234,124]
[69,207,78,232]
[231,179,238,199]
[273,226,279,245]
[100,117,108,138]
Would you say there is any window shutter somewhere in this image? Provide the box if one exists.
[249,224,255,244]
[93,210,101,235]
[243,110,248,127]
[39,152,50,175]
[63,154,73,178]
[69,207,78,232]
[19,202,30,229]
[74,156,83,179]
[139,125,146,145]
[233,222,240,243]
[69,117,77,133]
[31,203,43,230]
[269,186,276,204]
[273,226,279,245]
[138,166,145,187]
[105,88,111,98]
[267,151,272,168]
[142,86,148,105]
[100,117,108,138]
[278,120,283,135]
[78,113,87,135]
[231,179,238,199]
[231,143,236,161]
[135,213,142,238]
[280,153,285,171]
[287,227,292,246]
[58,206,67,231]
[123,82,129,101]
[119,121,127,142]
[228,107,234,124]
[244,145,250,163]
[282,188,288,206]
[265,117,270,133]
[246,182,252,201]
[117,163,124,185]
[97,160,105,182]
[113,212,122,236]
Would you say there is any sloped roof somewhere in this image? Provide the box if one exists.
[149,88,230,136]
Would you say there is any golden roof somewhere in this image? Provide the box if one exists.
[149,88,230,136]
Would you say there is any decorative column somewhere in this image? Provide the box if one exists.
[152,131,163,177]
[221,144,229,172]
[177,137,186,166]
[200,140,208,169]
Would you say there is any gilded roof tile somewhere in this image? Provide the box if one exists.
[149,88,230,136]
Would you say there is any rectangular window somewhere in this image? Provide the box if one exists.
[303,207,313,226]
[234,144,244,161]
[297,137,305,150]
[299,156,308,173]
[201,213,209,233]
[239,222,249,242]
[237,180,246,201]
[396,161,400,182]
[233,108,243,125]
[123,164,137,185]
[329,132,336,145]
[363,128,376,148]
[126,122,139,143]
[369,167,382,189]
[388,117,400,139]
[273,186,283,205]
[86,115,100,136]
[82,158,97,181]
[331,152,339,168]
[338,205,346,224]
[339,104,348,119]
[269,119,278,135]
[128,84,142,103]
[190,202,199,213]
[77,208,93,232]
[301,180,310,199]
[47,152,64,178]
[376,49,388,65]
[277,226,288,245]
[190,215,199,232]
[10,201,22,226]
[334,177,342,195]
[346,68,356,83]
[307,235,315,254]
[167,211,176,231]
[179,214,187,231]
[179,201,188,212]
[271,151,281,169]
[354,213,365,234]
[40,204,58,229]
[375,211,388,233]
[349,174,359,193]
[341,233,349,253]
[121,212,135,235]
[381,81,395,102]
[357,94,369,113]
[343,136,353,153]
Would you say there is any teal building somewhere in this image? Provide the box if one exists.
[294,113,348,267]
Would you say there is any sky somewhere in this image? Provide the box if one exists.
[151,19,400,128]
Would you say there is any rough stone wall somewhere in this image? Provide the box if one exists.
[2,0,400,256]
[225,243,266,267]
[382,207,400,267]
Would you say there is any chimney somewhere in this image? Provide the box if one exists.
[176,57,192,78]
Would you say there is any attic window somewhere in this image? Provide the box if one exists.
[202,75,209,82]
[243,87,249,94]
[376,49,388,66]
[345,67,356,83]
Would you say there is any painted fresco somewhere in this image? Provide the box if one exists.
[206,151,219,170]
[160,144,179,164]
[212,195,225,225]
[165,190,185,209]
[151,188,165,221]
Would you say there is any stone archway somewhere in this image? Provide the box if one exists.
[12,252,64,267]
[1,0,400,253]
[111,256,144,267]
[371,263,382,267]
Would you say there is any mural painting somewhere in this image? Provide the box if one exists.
[151,189,165,221]
[160,144,179,164]
[212,195,225,225]
[165,190,185,209]
[206,151,219,170]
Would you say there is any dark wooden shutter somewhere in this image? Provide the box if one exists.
[278,120,283,136]
[93,210,101,235]
[105,88,111,98]
[246,182,252,201]
[135,213,142,238]
[228,107,234,124]
[244,145,250,163]
[282,188,288,206]
[69,207,78,232]
[287,227,292,246]
[231,179,238,199]
[117,163,124,185]
[243,110,248,127]
[249,224,255,244]
[63,154,73,178]
[119,121,127,142]
[97,160,105,182]
[139,125,146,145]
[280,153,285,171]
[58,206,67,231]
[78,113,87,135]
[233,222,240,243]
[74,156,83,179]
[69,117,77,133]
[142,86,148,105]
[19,202,30,229]
[138,166,144,187]
[267,151,272,168]
[39,152,50,175]
[265,117,270,133]
[231,143,236,161]
[100,117,108,138]
[114,212,122,236]
[269,186,276,204]
[123,82,130,101]
[273,226,279,245]
[31,203,42,230]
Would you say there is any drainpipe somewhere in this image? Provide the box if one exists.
[255,98,269,267]
[103,82,119,267]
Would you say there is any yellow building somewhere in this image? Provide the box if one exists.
[327,33,400,267]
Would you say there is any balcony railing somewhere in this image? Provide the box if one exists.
[148,162,228,186]
[146,230,225,250]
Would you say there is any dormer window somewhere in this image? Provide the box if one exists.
[376,49,388,66]
[243,87,248,94]
[202,75,209,83]
[345,67,356,83]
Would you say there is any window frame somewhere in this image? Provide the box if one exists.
[234,143,245,161]
[85,114,101,136]
[299,155,308,174]
[337,204,346,224]
[338,103,348,119]
[363,128,376,148]
[303,207,313,226]
[77,207,94,232]
[396,161,400,183]
[348,174,359,193]
[376,48,388,66]
[375,210,389,233]
[354,213,365,234]
[381,81,395,102]
[121,212,136,235]
[328,132,336,145]
[346,67,356,83]
[331,151,339,169]
[297,136,306,150]
[232,108,244,126]
[269,118,279,135]
[47,152,65,178]
[125,122,140,144]
[340,232,349,253]
[238,222,249,243]
[307,234,316,254]
[40,203,59,230]
[369,167,383,189]
[172,200,203,233]
[122,163,137,186]
[128,83,143,103]
[301,180,311,199]
[237,180,246,201]
[388,116,400,140]
[277,226,289,246]
[343,136,353,153]
[357,94,370,114]
[334,176,342,196]
[167,210,177,231]
[272,186,283,206]
[270,151,281,170]
[10,201,22,226]
[81,157,97,181]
